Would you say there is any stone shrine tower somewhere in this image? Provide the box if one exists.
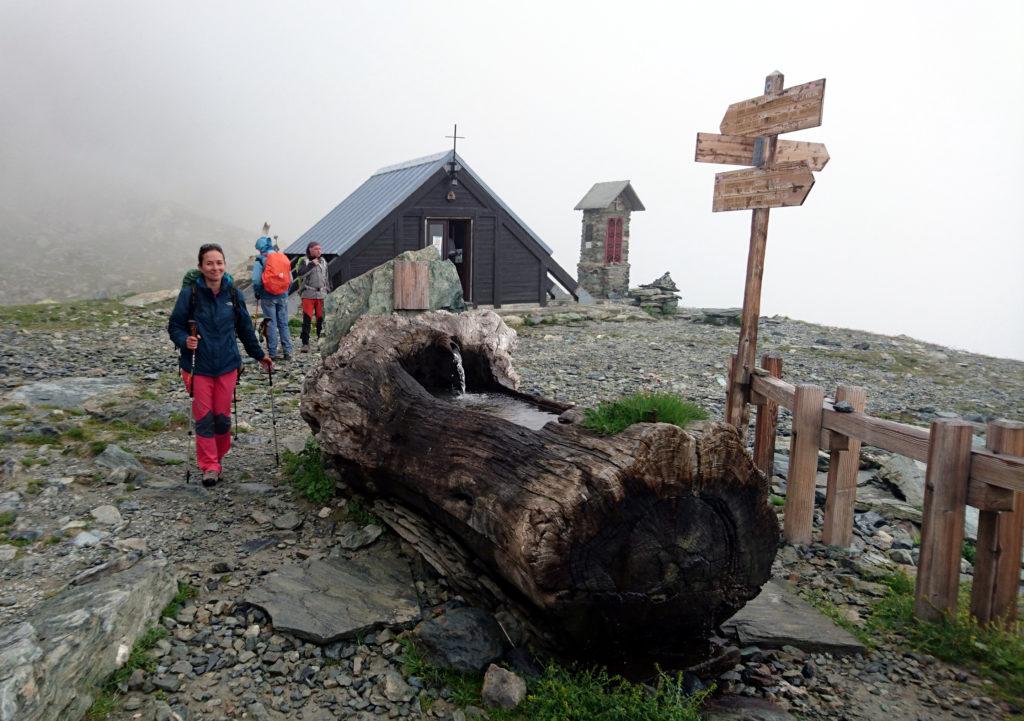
[574,181,645,299]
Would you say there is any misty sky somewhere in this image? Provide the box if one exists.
[1,1,1022,359]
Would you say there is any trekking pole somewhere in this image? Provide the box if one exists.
[185,321,199,483]
[259,319,281,467]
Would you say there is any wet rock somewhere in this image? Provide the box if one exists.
[416,607,507,673]
[243,553,419,644]
[481,664,526,709]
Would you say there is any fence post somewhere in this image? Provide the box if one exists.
[914,420,973,622]
[969,420,1024,625]
[753,353,783,478]
[821,385,867,547]
[782,383,825,545]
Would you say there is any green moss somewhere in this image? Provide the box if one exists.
[0,511,16,528]
[583,393,708,436]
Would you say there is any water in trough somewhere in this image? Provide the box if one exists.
[431,345,561,430]
[435,391,562,430]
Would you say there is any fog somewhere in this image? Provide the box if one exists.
[1,1,1021,359]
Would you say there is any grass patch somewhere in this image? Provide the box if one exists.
[87,440,109,456]
[0,511,15,529]
[86,626,169,720]
[867,572,1024,706]
[962,539,976,565]
[399,638,482,707]
[282,438,334,504]
[583,393,708,436]
[161,581,197,619]
[399,639,708,720]
[63,426,91,442]
[0,404,26,414]
[498,664,708,721]
[345,497,379,526]
[0,299,131,331]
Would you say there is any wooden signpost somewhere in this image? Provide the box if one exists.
[695,71,827,434]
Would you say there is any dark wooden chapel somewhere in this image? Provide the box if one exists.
[283,150,578,306]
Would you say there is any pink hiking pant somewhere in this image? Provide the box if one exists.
[181,369,238,473]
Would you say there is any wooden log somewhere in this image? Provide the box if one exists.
[301,310,780,654]
[752,353,783,478]
[821,385,867,547]
[914,420,973,622]
[970,420,1024,625]
[783,383,825,545]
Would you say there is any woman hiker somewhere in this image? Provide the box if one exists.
[168,243,273,487]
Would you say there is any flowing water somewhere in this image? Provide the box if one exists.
[434,391,561,430]
[451,344,467,395]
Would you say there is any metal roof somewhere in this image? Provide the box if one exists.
[285,150,552,256]
[573,180,646,211]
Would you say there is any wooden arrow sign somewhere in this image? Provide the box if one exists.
[720,78,825,137]
[713,161,815,212]
[695,133,830,171]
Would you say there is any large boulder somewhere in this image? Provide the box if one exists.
[0,555,176,721]
[320,246,466,357]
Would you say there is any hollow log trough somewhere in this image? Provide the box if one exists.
[301,310,779,655]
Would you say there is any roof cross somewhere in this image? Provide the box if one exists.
[445,124,465,156]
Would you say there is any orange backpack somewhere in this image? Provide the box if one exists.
[261,252,292,295]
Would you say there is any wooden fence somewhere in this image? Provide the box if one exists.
[741,352,1024,625]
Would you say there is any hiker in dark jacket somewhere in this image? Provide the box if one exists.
[168,243,273,486]
[293,241,331,352]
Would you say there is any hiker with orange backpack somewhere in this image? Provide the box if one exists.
[169,243,273,487]
[252,236,294,360]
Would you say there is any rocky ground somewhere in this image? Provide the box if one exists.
[0,299,1022,721]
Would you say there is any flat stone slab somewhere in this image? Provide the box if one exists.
[721,580,865,656]
[4,377,134,409]
[243,553,420,644]
[704,696,797,720]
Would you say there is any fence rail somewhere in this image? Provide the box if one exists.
[743,352,1024,626]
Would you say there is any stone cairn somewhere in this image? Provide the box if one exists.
[628,272,680,314]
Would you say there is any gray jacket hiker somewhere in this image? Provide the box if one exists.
[295,242,331,349]
[295,255,330,299]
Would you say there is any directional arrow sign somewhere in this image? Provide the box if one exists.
[720,78,825,137]
[713,161,815,212]
[695,132,830,171]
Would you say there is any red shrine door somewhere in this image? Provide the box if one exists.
[605,217,623,264]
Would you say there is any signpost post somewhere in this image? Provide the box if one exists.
[695,71,827,436]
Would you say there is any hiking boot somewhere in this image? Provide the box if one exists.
[283,353,293,361]
[300,345,309,353]
[202,470,219,488]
